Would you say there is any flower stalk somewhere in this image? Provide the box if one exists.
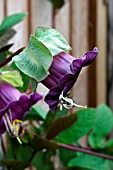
[58,143,113,161]
[0,47,25,68]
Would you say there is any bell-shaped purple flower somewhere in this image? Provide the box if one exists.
[0,80,42,136]
[41,47,98,111]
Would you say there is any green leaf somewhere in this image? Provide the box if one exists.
[7,143,32,161]
[104,139,113,149]
[13,35,52,82]
[46,113,78,139]
[0,29,16,48]
[0,13,27,35]
[108,161,113,170]
[0,44,13,63]
[35,27,71,56]
[24,105,47,121]
[0,44,13,53]
[48,0,64,9]
[68,154,110,170]
[59,148,77,166]
[0,160,29,170]
[89,104,113,148]
[30,136,58,151]
[0,52,7,62]
[30,77,37,92]
[42,107,69,130]
[57,108,96,144]
[40,107,69,137]
[32,151,54,170]
[1,70,23,87]
[0,46,12,68]
[10,62,30,92]
[7,133,32,161]
[61,167,87,170]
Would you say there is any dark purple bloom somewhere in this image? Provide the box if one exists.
[41,47,98,111]
[0,80,42,136]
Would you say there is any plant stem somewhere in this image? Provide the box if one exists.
[58,143,113,160]
[0,47,25,68]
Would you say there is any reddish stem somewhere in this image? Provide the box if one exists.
[0,47,25,68]
[58,143,113,160]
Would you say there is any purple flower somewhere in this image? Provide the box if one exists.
[0,80,42,137]
[41,47,98,111]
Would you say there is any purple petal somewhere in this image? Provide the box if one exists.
[45,73,75,111]
[45,80,68,111]
[42,52,74,89]
[0,93,43,120]
[0,80,21,110]
[0,80,43,134]
[43,48,98,111]
[71,47,98,73]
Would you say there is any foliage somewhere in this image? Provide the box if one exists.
[48,0,64,9]
[0,13,27,64]
[13,27,71,82]
[0,13,113,170]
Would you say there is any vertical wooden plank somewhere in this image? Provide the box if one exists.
[31,0,52,34]
[88,0,97,107]
[96,0,107,105]
[70,0,89,107]
[31,0,52,111]
[0,0,5,23]
[69,0,89,146]
[88,0,107,106]
[70,0,88,56]
[55,1,70,43]
[107,0,113,110]
[6,0,29,51]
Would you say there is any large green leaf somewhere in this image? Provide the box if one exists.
[0,13,27,35]
[68,154,110,170]
[89,104,113,148]
[1,70,23,87]
[13,35,52,82]
[35,27,71,56]
[56,108,96,144]
[46,113,78,140]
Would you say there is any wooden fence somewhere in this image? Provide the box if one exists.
[0,0,107,109]
[0,0,108,169]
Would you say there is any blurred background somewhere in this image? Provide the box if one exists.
[0,0,112,110]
